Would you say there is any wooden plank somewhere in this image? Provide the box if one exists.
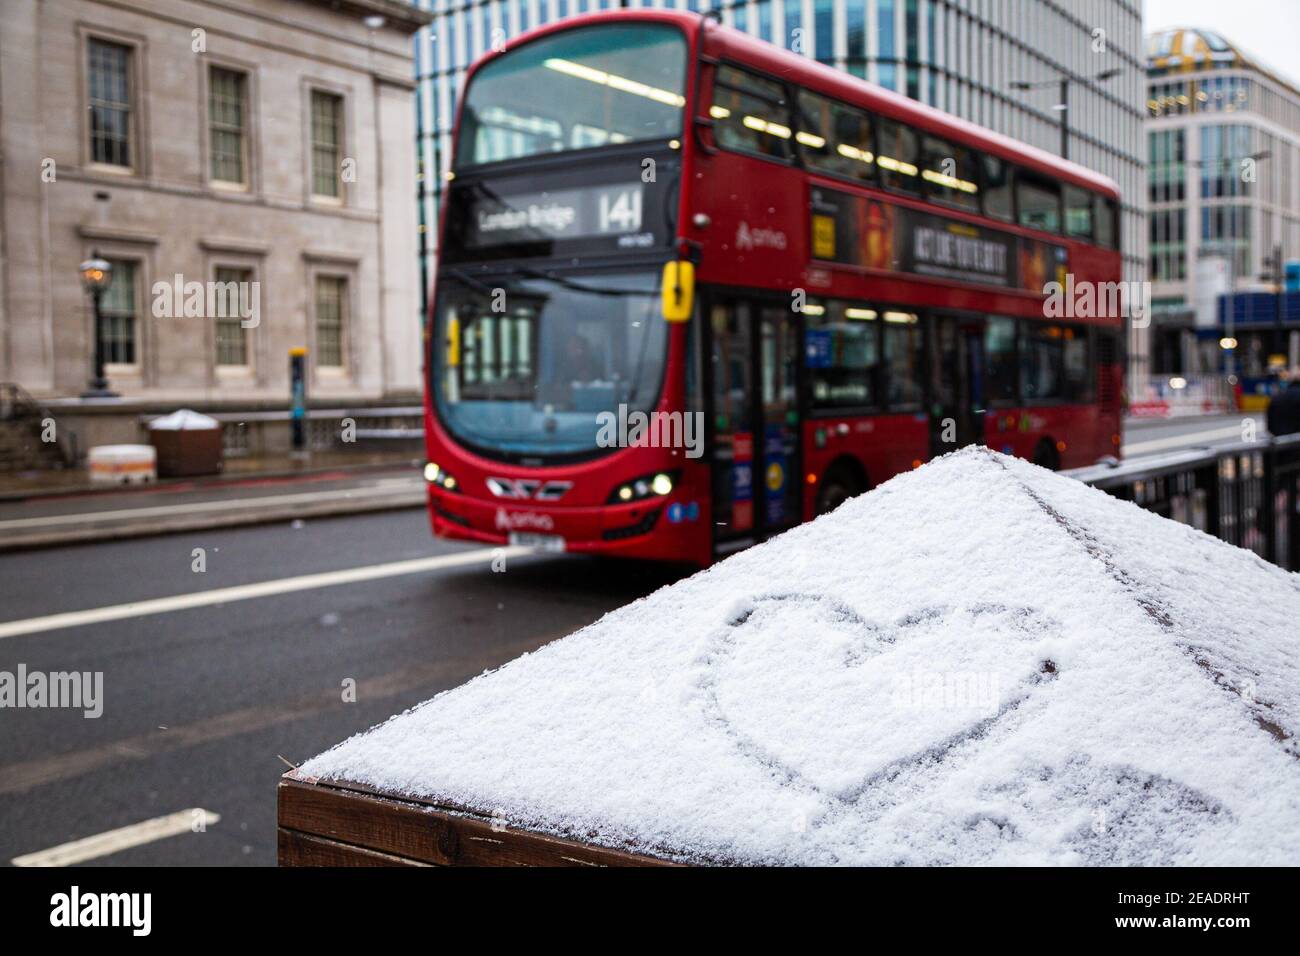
[277,776,679,867]
[277,828,431,867]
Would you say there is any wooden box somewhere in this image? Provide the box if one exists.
[277,773,677,867]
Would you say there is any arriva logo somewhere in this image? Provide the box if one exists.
[735,221,787,252]
[494,508,555,532]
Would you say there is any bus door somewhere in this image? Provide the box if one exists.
[929,314,987,456]
[707,298,802,551]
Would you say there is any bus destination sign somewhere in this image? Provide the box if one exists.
[466,183,653,250]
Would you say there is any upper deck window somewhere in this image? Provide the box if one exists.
[981,155,1014,223]
[1094,195,1119,250]
[711,65,793,161]
[1064,184,1094,240]
[796,90,875,183]
[919,135,978,212]
[875,117,920,195]
[455,23,686,168]
[1017,171,1061,233]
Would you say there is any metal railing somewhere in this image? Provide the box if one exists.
[1065,434,1300,571]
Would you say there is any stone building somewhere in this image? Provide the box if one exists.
[0,0,431,456]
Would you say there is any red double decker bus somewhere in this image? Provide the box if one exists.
[424,10,1124,566]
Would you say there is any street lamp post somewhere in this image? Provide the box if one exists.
[1010,68,1122,161]
[78,253,117,398]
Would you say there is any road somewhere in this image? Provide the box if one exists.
[1122,412,1265,459]
[0,509,687,866]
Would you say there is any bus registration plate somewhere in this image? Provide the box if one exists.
[508,532,566,553]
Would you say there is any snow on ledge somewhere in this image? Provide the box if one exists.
[300,447,1300,865]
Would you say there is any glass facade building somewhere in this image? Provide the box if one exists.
[1146,28,1300,376]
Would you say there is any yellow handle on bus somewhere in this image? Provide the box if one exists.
[447,316,461,367]
[661,260,695,323]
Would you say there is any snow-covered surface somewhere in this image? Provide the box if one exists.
[147,408,220,430]
[300,448,1300,865]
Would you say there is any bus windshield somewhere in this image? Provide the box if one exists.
[455,22,687,168]
[433,269,668,459]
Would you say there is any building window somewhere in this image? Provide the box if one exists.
[315,275,347,367]
[1148,129,1185,203]
[99,260,137,365]
[1149,209,1187,281]
[1200,125,1252,198]
[209,67,248,185]
[311,90,344,198]
[214,267,252,366]
[88,39,133,167]
[783,0,801,53]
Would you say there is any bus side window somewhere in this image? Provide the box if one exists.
[710,65,793,162]
[1021,323,1065,401]
[1064,185,1094,240]
[982,155,1015,222]
[919,135,979,212]
[1094,195,1118,249]
[796,90,875,184]
[984,316,1019,406]
[875,118,921,195]
[883,314,924,409]
[1062,325,1092,402]
[805,300,881,409]
[1017,171,1061,233]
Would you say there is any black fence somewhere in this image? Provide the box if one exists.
[1065,434,1300,572]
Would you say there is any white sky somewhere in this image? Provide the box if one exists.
[1145,0,1300,87]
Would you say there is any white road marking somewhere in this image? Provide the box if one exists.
[0,546,530,641]
[1124,424,1249,457]
[11,808,220,866]
[0,480,422,531]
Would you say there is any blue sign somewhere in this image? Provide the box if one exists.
[805,329,833,369]
[732,462,752,502]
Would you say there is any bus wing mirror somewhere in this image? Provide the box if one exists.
[661,260,695,323]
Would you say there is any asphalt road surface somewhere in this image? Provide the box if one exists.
[1122,412,1265,459]
[0,509,688,866]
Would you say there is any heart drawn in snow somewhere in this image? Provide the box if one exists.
[696,594,1059,800]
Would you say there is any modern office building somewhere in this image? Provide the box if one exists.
[0,0,431,455]
[412,0,1148,378]
[1146,27,1300,378]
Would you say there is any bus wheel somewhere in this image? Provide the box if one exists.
[816,465,865,515]
[1032,438,1061,471]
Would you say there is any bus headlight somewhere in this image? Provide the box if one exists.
[609,471,676,504]
[424,462,459,492]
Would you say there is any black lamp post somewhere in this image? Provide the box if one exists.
[1011,68,1123,161]
[79,252,117,398]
